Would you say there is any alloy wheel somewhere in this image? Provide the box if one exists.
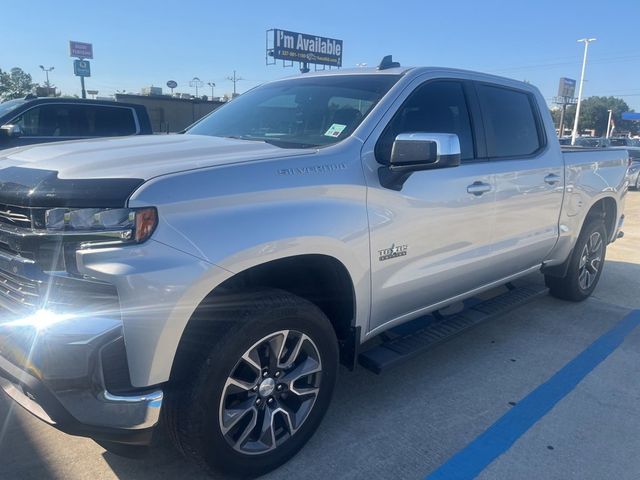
[219,330,322,455]
[578,231,603,291]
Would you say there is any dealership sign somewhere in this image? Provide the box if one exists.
[69,41,93,59]
[557,77,576,99]
[272,29,342,67]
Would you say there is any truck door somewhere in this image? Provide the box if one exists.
[363,79,498,333]
[474,83,563,279]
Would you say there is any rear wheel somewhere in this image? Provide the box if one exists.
[546,218,607,301]
[164,289,338,477]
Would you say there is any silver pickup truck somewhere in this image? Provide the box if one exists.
[0,58,629,477]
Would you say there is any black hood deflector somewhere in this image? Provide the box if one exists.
[0,167,144,208]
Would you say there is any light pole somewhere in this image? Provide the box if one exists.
[189,77,203,97]
[605,109,613,138]
[207,81,216,100]
[571,38,596,145]
[39,65,54,90]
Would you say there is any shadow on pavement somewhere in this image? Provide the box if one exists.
[0,395,59,479]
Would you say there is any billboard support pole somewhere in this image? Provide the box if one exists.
[300,62,310,74]
[80,75,86,99]
[558,102,567,137]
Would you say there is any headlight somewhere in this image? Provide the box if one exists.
[44,207,158,243]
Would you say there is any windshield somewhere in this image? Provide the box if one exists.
[0,99,26,118]
[186,74,400,148]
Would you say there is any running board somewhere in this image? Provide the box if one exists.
[358,281,548,374]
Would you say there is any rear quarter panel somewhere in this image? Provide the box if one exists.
[546,148,629,266]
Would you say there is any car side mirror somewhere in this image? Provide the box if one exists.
[379,133,461,190]
[0,124,23,138]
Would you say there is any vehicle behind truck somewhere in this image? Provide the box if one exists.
[0,96,152,150]
[0,58,628,477]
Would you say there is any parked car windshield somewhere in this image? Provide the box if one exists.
[186,74,400,148]
[0,99,26,118]
[610,138,639,147]
[575,137,610,148]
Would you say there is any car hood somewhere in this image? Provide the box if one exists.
[0,134,315,181]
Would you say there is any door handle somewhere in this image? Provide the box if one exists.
[544,173,561,185]
[467,181,492,196]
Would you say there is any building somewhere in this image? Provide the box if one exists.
[141,86,163,96]
[115,94,225,133]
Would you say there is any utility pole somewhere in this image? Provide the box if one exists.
[226,70,243,96]
[571,38,596,145]
[208,81,216,99]
[605,109,613,138]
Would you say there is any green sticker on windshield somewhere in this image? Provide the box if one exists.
[324,123,347,138]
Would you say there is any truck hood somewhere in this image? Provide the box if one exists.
[0,134,314,181]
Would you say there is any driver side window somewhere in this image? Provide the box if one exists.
[375,80,475,163]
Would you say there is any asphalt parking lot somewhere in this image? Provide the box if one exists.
[1,190,639,480]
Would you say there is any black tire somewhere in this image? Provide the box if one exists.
[545,218,607,302]
[164,288,338,478]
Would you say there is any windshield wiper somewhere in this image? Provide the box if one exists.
[222,135,318,149]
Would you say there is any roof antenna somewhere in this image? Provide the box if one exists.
[378,55,400,70]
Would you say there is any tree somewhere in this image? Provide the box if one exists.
[0,67,38,101]
[551,96,637,137]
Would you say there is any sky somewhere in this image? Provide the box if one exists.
[2,0,640,109]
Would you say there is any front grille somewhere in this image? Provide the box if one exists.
[0,268,40,314]
[0,204,32,229]
[0,266,120,318]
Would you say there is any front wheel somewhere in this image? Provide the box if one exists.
[165,289,338,478]
[545,218,607,301]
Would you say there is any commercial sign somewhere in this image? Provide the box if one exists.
[74,60,91,77]
[272,29,342,67]
[70,41,93,59]
[557,77,576,99]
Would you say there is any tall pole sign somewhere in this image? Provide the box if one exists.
[70,41,93,99]
[553,77,577,138]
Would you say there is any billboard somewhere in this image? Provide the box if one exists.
[272,29,342,67]
[557,77,576,99]
[70,41,93,59]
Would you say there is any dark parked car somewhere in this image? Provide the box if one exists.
[0,96,152,150]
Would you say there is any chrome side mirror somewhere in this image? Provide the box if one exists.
[0,124,23,138]
[380,133,461,190]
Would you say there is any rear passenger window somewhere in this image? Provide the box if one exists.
[476,85,542,158]
[376,81,475,163]
[88,106,137,136]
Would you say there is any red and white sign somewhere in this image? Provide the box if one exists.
[69,41,93,59]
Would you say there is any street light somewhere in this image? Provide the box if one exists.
[189,77,203,97]
[606,109,613,138]
[39,65,54,88]
[571,38,596,145]
[207,82,216,99]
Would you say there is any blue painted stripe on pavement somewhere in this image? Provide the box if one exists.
[426,309,640,480]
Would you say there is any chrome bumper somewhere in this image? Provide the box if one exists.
[0,287,163,445]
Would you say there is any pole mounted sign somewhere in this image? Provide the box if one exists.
[271,29,343,67]
[70,40,93,99]
[69,41,93,59]
[73,60,91,77]
[557,77,576,99]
